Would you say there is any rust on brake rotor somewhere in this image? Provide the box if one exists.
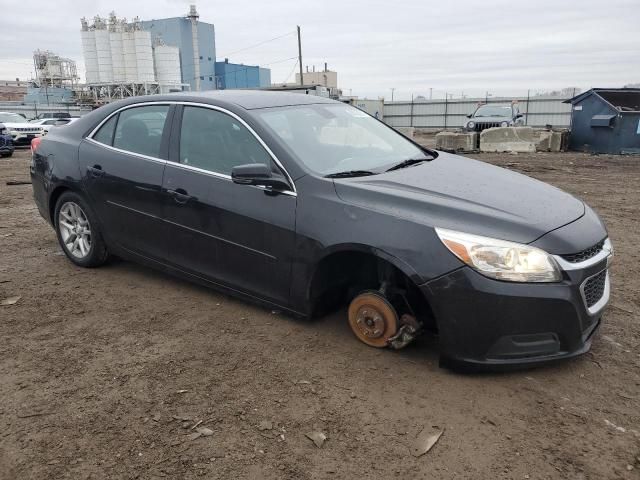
[348,292,399,348]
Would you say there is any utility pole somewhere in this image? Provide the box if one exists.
[297,26,304,87]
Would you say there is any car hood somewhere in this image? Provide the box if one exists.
[333,152,585,245]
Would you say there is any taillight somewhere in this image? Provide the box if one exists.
[31,137,42,154]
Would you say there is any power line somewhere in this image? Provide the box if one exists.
[282,58,299,84]
[217,30,296,59]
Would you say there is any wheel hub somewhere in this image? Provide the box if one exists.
[356,308,385,339]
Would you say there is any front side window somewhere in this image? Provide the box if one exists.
[112,105,169,158]
[179,106,272,176]
[255,104,427,176]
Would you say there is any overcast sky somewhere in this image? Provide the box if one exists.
[2,0,639,100]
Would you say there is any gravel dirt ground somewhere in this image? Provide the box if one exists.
[1,146,639,479]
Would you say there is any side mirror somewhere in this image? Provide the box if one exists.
[466,114,472,118]
[231,163,291,191]
[516,113,524,118]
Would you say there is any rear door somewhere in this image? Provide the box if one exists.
[161,104,297,305]
[79,104,173,261]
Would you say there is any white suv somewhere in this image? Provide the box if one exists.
[0,112,43,146]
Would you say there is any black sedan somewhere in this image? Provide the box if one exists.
[30,91,612,370]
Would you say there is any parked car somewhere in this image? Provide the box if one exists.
[0,112,43,146]
[30,117,79,135]
[31,112,73,121]
[463,103,525,132]
[30,91,612,370]
[0,122,15,157]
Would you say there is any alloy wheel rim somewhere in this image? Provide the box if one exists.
[58,202,92,259]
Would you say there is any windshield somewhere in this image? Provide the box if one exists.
[474,105,512,117]
[0,113,27,123]
[255,103,428,176]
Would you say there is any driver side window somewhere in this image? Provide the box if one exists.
[179,106,272,176]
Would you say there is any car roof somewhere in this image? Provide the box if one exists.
[137,89,337,110]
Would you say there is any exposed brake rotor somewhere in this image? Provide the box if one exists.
[348,292,399,348]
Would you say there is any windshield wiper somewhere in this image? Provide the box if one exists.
[325,170,377,178]
[385,158,428,172]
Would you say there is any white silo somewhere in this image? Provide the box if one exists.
[134,29,155,82]
[109,14,126,83]
[80,18,99,84]
[154,43,181,92]
[122,29,138,83]
[94,17,113,83]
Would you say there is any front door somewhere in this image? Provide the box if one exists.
[161,105,297,306]
[79,104,173,260]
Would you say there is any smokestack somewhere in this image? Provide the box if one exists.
[187,5,200,91]
[312,65,315,72]
[324,62,327,72]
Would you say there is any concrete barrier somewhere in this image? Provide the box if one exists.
[394,126,415,139]
[435,131,478,152]
[480,127,536,153]
[533,130,568,152]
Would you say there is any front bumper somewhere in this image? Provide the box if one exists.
[422,247,611,371]
[11,131,42,146]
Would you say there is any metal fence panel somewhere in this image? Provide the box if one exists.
[383,96,572,129]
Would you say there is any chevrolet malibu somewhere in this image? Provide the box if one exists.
[30,91,612,370]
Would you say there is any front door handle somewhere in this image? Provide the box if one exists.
[87,165,105,178]
[167,188,195,204]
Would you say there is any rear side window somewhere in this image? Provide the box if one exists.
[92,114,118,146]
[179,106,272,175]
[112,105,169,158]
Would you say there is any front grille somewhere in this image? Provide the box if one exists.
[561,240,605,263]
[583,270,607,308]
[474,122,501,132]
[14,127,40,133]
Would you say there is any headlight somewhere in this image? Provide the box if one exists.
[500,121,509,127]
[467,121,475,129]
[435,228,561,282]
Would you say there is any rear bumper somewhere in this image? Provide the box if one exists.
[421,253,611,371]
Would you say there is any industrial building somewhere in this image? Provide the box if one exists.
[214,59,270,90]
[140,5,216,92]
[565,88,640,154]
[80,13,189,100]
[79,5,272,102]
[295,64,338,88]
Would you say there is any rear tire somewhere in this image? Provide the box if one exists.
[54,191,109,268]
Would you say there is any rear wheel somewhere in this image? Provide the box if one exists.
[347,291,399,347]
[54,191,109,267]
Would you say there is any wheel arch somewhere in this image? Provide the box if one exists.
[306,244,433,324]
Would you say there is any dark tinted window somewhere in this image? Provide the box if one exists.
[93,114,118,146]
[179,106,271,175]
[113,105,169,157]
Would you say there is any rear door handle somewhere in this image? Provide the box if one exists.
[87,165,105,178]
[167,188,195,204]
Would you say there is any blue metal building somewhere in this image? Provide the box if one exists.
[214,59,271,90]
[140,16,216,91]
[565,88,640,154]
